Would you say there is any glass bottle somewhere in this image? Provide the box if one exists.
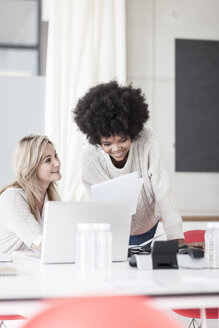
[94,223,112,271]
[76,222,112,271]
[205,222,215,268]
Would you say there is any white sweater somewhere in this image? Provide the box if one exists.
[0,188,44,253]
[82,126,184,240]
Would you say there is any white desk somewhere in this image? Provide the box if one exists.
[1,253,219,311]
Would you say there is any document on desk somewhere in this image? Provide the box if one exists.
[135,254,207,271]
[0,253,12,262]
[0,253,17,276]
[91,172,143,215]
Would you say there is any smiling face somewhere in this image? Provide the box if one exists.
[36,143,61,189]
[100,135,131,165]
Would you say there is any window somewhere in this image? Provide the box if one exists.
[0,0,41,76]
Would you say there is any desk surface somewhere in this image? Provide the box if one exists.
[0,252,219,306]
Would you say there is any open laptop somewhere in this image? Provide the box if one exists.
[29,201,132,264]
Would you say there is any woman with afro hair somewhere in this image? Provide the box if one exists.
[73,81,184,246]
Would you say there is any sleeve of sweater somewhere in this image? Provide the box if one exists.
[0,188,43,248]
[147,140,184,240]
[82,145,111,196]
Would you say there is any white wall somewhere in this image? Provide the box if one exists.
[0,76,45,189]
[126,0,219,215]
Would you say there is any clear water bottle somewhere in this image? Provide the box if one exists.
[76,223,96,270]
[76,223,112,271]
[205,222,216,268]
[94,223,112,271]
[213,222,219,268]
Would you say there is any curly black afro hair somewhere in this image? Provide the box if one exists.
[73,80,150,145]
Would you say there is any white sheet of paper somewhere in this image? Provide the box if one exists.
[135,254,207,271]
[0,253,12,262]
[91,172,143,215]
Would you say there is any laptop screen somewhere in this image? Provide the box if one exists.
[41,201,132,264]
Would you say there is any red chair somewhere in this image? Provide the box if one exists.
[0,314,26,328]
[173,230,219,326]
[20,296,183,328]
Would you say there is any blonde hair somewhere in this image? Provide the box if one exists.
[0,135,59,220]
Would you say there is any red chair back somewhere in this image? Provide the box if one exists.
[183,230,205,243]
[174,308,219,319]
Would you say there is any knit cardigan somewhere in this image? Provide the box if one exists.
[82,126,184,240]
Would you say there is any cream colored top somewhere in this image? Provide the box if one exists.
[0,187,45,253]
[82,126,184,240]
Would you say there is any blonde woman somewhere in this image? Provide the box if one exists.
[0,135,61,253]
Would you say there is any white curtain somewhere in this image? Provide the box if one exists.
[44,0,126,201]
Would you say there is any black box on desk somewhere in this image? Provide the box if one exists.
[151,240,178,269]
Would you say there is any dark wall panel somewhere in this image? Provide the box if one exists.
[175,38,219,172]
